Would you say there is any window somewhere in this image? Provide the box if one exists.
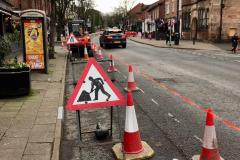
[166,2,170,14]
[182,12,191,31]
[198,9,209,30]
[172,0,175,13]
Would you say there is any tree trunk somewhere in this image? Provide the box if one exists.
[49,0,56,59]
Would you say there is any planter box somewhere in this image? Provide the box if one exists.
[0,67,31,97]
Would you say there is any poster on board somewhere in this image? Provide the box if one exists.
[23,19,45,69]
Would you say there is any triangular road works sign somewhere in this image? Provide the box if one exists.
[66,58,126,110]
[66,33,78,45]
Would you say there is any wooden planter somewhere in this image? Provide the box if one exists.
[0,67,31,97]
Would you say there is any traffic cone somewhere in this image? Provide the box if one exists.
[123,91,143,154]
[107,54,118,72]
[124,65,140,92]
[112,91,155,159]
[192,108,224,160]
[82,45,89,61]
[96,47,104,60]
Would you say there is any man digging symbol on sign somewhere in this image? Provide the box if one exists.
[89,76,111,101]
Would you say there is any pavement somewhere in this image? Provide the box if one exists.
[0,45,67,160]
[129,36,232,51]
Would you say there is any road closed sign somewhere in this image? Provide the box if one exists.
[66,58,126,110]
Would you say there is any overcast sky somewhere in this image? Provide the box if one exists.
[94,0,158,13]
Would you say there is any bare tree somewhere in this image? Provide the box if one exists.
[55,0,73,41]
[76,0,95,20]
[103,0,136,30]
[120,0,136,31]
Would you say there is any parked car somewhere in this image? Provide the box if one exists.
[99,28,126,48]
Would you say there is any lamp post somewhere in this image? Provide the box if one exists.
[219,0,225,41]
[176,0,179,33]
[175,0,180,45]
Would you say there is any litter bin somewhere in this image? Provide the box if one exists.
[174,32,180,45]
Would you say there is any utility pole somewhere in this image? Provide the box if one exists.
[176,0,179,33]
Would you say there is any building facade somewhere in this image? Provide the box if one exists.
[9,0,51,16]
[128,3,145,32]
[182,0,240,41]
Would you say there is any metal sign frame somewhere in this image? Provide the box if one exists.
[69,58,124,142]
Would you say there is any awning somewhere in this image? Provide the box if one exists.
[0,8,20,17]
[0,9,11,16]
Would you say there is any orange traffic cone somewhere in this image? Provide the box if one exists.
[124,65,140,92]
[123,91,143,154]
[107,54,118,72]
[192,108,224,160]
[112,91,155,159]
[82,45,89,61]
[96,47,104,60]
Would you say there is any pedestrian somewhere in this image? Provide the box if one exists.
[231,33,239,54]
[88,76,111,101]
[166,30,170,45]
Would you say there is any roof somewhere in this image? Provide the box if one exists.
[0,0,15,16]
[147,0,163,12]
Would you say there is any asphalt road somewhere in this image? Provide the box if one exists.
[61,37,240,160]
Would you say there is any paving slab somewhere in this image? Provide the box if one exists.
[5,128,31,138]
[29,124,55,143]
[24,142,52,155]
[0,137,28,149]
[22,154,51,160]
[0,148,24,160]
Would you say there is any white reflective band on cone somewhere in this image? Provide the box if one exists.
[125,105,139,132]
[128,72,134,82]
[202,126,218,149]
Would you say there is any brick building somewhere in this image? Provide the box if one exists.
[182,0,240,41]
[128,3,145,32]
[9,0,51,16]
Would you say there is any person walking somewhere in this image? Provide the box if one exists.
[89,76,111,101]
[165,30,170,45]
[231,33,239,54]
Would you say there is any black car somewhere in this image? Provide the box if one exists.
[99,28,127,48]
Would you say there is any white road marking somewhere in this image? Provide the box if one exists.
[234,60,240,63]
[151,99,159,105]
[117,70,127,79]
[139,88,145,93]
[174,118,181,123]
[57,106,64,120]
[194,135,203,143]
[168,113,174,118]
[173,159,179,160]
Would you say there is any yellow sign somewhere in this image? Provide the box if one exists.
[23,19,45,69]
